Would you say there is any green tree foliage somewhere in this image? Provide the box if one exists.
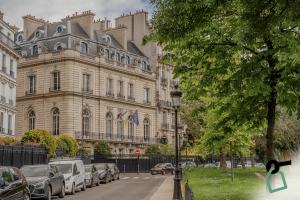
[56,134,79,157]
[21,129,57,157]
[0,137,18,145]
[145,144,175,156]
[149,0,300,160]
[94,141,111,156]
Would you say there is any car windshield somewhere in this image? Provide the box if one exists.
[154,164,165,168]
[85,165,92,172]
[95,164,105,170]
[52,164,72,174]
[21,165,49,177]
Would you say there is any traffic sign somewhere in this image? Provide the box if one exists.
[134,148,141,156]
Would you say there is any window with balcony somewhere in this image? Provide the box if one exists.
[52,108,59,135]
[27,75,36,95]
[128,83,134,100]
[7,115,11,134]
[82,109,91,136]
[28,110,35,130]
[2,54,6,73]
[128,115,134,139]
[80,42,88,54]
[144,118,150,141]
[106,78,113,96]
[9,59,14,78]
[0,112,3,133]
[52,71,60,91]
[144,88,150,104]
[117,114,124,139]
[32,45,38,56]
[117,80,124,99]
[82,74,91,93]
[106,112,113,137]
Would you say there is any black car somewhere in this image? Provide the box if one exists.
[21,164,65,200]
[84,164,100,188]
[94,163,111,184]
[107,163,120,181]
[150,163,175,175]
[0,166,30,200]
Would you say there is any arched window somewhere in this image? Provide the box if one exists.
[35,31,41,38]
[32,45,38,55]
[126,55,130,65]
[128,115,134,139]
[52,108,59,135]
[106,112,113,138]
[117,114,124,139]
[57,26,63,33]
[56,45,62,51]
[121,55,125,63]
[82,109,91,136]
[142,61,147,70]
[144,118,150,141]
[105,49,110,59]
[28,110,35,130]
[107,36,111,44]
[80,42,88,54]
[17,35,23,43]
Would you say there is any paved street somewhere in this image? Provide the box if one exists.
[63,173,170,200]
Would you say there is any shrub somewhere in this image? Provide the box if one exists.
[56,134,79,157]
[21,129,57,157]
[0,137,19,145]
[145,144,161,156]
[94,141,111,156]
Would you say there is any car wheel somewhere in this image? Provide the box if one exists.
[161,170,165,175]
[24,193,30,200]
[45,186,52,200]
[117,174,120,180]
[89,178,94,188]
[70,183,75,195]
[171,170,174,175]
[58,183,65,198]
[109,175,113,182]
[81,181,86,191]
[95,178,100,186]
[104,176,108,184]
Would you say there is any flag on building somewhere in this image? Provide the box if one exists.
[132,110,139,126]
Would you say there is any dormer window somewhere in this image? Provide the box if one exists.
[106,36,111,44]
[126,55,131,65]
[57,26,63,33]
[116,53,120,62]
[17,35,23,43]
[32,45,38,56]
[35,31,41,38]
[80,42,88,54]
[142,61,147,70]
[56,45,62,51]
[105,49,110,59]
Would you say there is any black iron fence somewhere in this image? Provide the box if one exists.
[0,145,47,168]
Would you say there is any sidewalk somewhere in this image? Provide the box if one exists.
[149,176,174,200]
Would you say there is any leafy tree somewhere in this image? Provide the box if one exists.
[21,129,57,157]
[0,137,18,145]
[160,144,175,155]
[94,141,111,156]
[145,144,161,156]
[148,0,300,161]
[56,134,79,157]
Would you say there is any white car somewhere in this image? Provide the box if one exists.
[50,159,86,195]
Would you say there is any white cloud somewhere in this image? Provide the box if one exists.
[0,0,152,29]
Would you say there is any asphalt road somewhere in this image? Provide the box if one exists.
[62,173,168,200]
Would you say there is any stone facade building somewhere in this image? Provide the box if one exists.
[0,11,19,137]
[15,10,183,154]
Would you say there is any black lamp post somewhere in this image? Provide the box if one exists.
[170,85,183,200]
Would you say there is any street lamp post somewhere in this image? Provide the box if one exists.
[170,85,183,200]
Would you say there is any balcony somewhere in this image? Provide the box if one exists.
[117,93,125,100]
[171,123,183,129]
[81,88,93,95]
[0,96,5,103]
[0,31,16,50]
[105,58,114,64]
[8,99,14,106]
[74,131,158,145]
[161,77,168,86]
[158,100,172,109]
[25,90,36,95]
[106,91,114,98]
[143,100,151,105]
[127,96,135,102]
[161,123,169,130]
[0,127,4,133]
[7,130,12,134]
[9,70,14,78]
[1,67,7,74]
[49,87,61,92]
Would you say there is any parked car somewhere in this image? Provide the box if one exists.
[50,159,86,195]
[204,163,218,168]
[84,164,100,188]
[150,163,175,175]
[107,163,120,181]
[255,163,265,168]
[0,166,30,200]
[181,161,197,168]
[94,163,111,184]
[21,164,65,200]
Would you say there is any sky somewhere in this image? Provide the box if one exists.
[0,0,152,30]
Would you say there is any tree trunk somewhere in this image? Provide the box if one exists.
[220,150,226,169]
[265,39,278,162]
[240,153,245,169]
